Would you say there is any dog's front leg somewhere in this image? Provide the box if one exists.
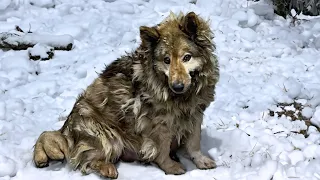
[152,125,186,175]
[184,118,216,169]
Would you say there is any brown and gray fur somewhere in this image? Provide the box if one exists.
[33,11,219,179]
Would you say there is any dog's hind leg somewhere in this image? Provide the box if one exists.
[65,110,124,179]
[69,143,118,179]
[33,131,68,168]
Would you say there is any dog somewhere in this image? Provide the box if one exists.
[33,11,219,179]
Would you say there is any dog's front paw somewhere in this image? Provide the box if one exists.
[194,155,216,169]
[98,163,118,179]
[89,161,118,179]
[161,161,186,175]
[191,152,216,169]
[166,162,186,175]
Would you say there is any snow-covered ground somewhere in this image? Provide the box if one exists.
[1,0,320,179]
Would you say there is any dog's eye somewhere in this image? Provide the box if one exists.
[190,70,199,77]
[183,54,191,62]
[164,57,170,64]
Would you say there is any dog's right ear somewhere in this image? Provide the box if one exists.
[140,26,159,45]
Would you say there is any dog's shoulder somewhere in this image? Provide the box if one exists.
[100,54,134,81]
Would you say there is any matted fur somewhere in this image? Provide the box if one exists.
[33,11,219,178]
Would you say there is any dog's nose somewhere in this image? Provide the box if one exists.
[172,82,184,93]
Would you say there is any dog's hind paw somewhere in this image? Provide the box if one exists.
[33,131,68,168]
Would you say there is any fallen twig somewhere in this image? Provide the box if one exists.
[15,26,24,33]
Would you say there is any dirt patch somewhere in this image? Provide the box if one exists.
[270,101,305,121]
[269,101,319,137]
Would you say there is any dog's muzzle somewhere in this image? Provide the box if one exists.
[172,82,185,93]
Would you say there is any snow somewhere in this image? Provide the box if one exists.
[1,54,39,73]
[239,28,257,42]
[0,0,320,180]
[232,11,248,22]
[303,144,319,159]
[302,107,314,119]
[283,77,302,99]
[232,9,259,27]
[291,9,297,17]
[288,150,305,165]
[247,160,278,180]
[0,0,11,10]
[247,9,259,27]
[0,155,16,177]
[0,102,5,120]
[311,107,320,127]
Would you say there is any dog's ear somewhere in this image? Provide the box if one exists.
[140,26,159,45]
[181,12,200,39]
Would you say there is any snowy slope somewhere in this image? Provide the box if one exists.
[1,0,320,179]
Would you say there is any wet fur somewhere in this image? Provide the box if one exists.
[33,11,219,178]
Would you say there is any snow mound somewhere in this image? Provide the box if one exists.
[0,155,17,177]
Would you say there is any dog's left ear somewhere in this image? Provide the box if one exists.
[181,12,200,39]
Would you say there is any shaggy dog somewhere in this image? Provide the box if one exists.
[33,11,219,179]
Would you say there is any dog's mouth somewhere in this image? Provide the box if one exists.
[169,87,186,94]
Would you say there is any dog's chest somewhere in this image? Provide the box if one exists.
[124,93,198,138]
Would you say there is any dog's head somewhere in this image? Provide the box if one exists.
[139,12,214,95]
